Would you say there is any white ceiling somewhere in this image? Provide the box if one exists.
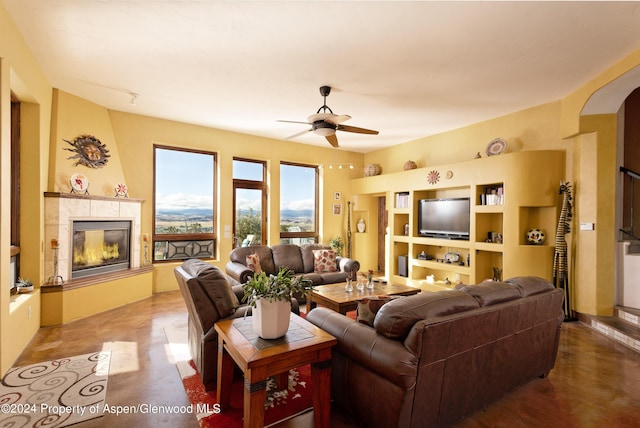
[4,1,640,153]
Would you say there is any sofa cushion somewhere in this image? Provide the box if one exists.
[271,244,305,273]
[374,290,480,340]
[181,259,239,318]
[313,249,338,272]
[357,296,396,327]
[301,244,332,273]
[246,253,262,273]
[229,246,276,275]
[459,281,521,306]
[506,276,555,297]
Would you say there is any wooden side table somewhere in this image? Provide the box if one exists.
[215,314,336,428]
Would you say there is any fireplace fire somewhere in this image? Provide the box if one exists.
[72,220,131,278]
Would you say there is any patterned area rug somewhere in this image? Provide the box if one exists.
[0,351,111,428]
[163,321,313,428]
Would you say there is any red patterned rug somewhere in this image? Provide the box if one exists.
[164,322,313,428]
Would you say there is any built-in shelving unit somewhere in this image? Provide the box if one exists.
[350,151,565,290]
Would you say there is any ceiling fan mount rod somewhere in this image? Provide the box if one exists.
[317,85,333,114]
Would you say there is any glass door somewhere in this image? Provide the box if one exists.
[234,187,265,247]
[233,158,267,248]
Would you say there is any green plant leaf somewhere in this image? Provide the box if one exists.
[241,267,313,307]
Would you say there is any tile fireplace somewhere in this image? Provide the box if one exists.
[44,192,142,284]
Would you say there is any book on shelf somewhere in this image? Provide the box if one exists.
[396,192,410,209]
[480,186,504,205]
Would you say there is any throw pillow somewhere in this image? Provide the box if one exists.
[246,253,262,274]
[312,249,337,273]
[356,296,395,327]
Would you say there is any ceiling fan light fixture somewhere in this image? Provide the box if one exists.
[314,127,336,137]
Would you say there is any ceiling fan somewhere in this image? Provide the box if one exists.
[278,86,379,147]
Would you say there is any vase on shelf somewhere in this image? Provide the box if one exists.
[357,219,366,233]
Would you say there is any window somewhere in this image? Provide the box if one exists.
[153,146,216,261]
[233,159,267,247]
[279,162,318,244]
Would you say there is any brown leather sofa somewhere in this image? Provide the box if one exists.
[225,244,360,300]
[174,259,298,390]
[306,277,564,428]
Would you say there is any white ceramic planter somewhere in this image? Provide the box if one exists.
[252,299,291,339]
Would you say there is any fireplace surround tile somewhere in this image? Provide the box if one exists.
[90,200,120,217]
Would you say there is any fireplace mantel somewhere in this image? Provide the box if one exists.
[44,192,144,203]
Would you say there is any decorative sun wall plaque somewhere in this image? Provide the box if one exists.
[427,170,440,185]
[64,135,110,168]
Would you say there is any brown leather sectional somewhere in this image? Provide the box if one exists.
[306,277,564,428]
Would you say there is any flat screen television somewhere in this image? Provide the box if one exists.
[418,197,470,240]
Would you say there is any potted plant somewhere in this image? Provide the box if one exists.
[242,267,312,339]
[329,236,344,256]
[16,277,34,293]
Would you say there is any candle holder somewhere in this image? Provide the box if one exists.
[47,242,64,285]
[143,234,151,265]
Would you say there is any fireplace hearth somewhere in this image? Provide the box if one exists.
[72,220,131,278]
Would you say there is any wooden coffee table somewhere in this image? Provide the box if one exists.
[215,314,337,428]
[306,281,421,314]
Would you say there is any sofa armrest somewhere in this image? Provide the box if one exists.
[306,307,418,389]
[225,261,254,285]
[337,257,360,274]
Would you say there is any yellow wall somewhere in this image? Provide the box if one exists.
[572,115,618,315]
[1,3,52,374]
[40,272,152,325]
[363,101,571,175]
[49,90,127,195]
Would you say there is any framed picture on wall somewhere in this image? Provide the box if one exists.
[333,203,342,216]
[334,191,341,200]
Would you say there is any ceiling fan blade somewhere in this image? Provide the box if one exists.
[325,134,339,147]
[277,119,311,125]
[325,114,351,125]
[337,124,379,135]
[286,128,313,139]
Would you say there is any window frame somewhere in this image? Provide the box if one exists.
[152,144,217,262]
[10,93,21,293]
[233,158,267,246]
[279,161,319,242]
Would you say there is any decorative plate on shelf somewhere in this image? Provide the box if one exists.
[70,173,89,193]
[115,183,128,197]
[527,228,545,245]
[445,252,460,263]
[486,138,507,156]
